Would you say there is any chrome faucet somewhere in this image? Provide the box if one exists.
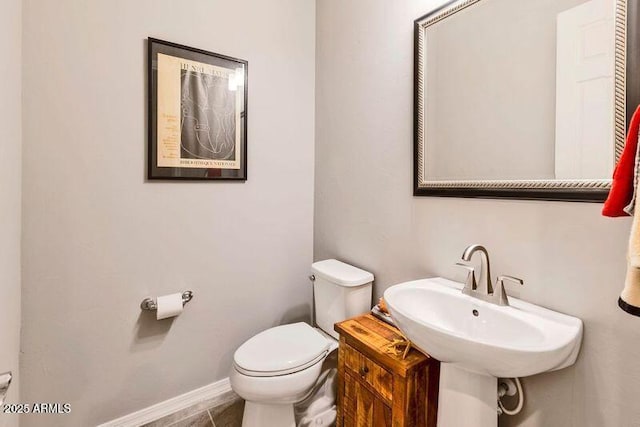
[461,244,493,296]
[455,244,523,306]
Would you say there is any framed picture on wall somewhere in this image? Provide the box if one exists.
[147,38,248,180]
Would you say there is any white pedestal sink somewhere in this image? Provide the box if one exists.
[384,277,583,427]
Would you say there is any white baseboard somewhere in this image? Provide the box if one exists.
[97,377,232,427]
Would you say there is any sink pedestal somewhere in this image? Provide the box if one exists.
[437,364,497,427]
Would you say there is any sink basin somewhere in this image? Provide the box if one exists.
[384,277,583,427]
[384,277,583,378]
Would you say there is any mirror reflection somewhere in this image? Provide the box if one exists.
[421,0,617,182]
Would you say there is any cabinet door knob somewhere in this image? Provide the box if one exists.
[359,366,369,376]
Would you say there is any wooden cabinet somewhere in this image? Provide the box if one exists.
[335,315,440,427]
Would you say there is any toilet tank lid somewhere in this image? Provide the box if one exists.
[311,259,374,287]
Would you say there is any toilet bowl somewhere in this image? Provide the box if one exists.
[230,323,338,427]
[230,259,374,427]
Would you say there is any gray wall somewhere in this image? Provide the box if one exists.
[21,0,315,426]
[0,0,22,426]
[315,0,640,426]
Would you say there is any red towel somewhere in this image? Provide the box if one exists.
[602,106,640,217]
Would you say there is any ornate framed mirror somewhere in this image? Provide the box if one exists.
[414,0,634,201]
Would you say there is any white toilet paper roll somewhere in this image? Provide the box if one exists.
[156,293,184,320]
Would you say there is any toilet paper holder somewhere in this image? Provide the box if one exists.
[140,291,194,311]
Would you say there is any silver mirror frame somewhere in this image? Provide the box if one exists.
[414,0,628,202]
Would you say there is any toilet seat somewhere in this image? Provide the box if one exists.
[234,350,328,377]
[233,323,331,377]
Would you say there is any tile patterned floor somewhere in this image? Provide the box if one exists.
[141,391,244,427]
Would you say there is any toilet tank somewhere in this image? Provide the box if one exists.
[311,259,374,339]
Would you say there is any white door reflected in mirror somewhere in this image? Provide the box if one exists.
[555,0,615,179]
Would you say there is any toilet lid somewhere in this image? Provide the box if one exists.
[234,323,331,376]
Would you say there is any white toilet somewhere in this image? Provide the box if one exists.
[230,259,373,427]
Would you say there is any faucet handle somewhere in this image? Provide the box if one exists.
[494,275,524,306]
[497,275,524,286]
[455,262,477,293]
